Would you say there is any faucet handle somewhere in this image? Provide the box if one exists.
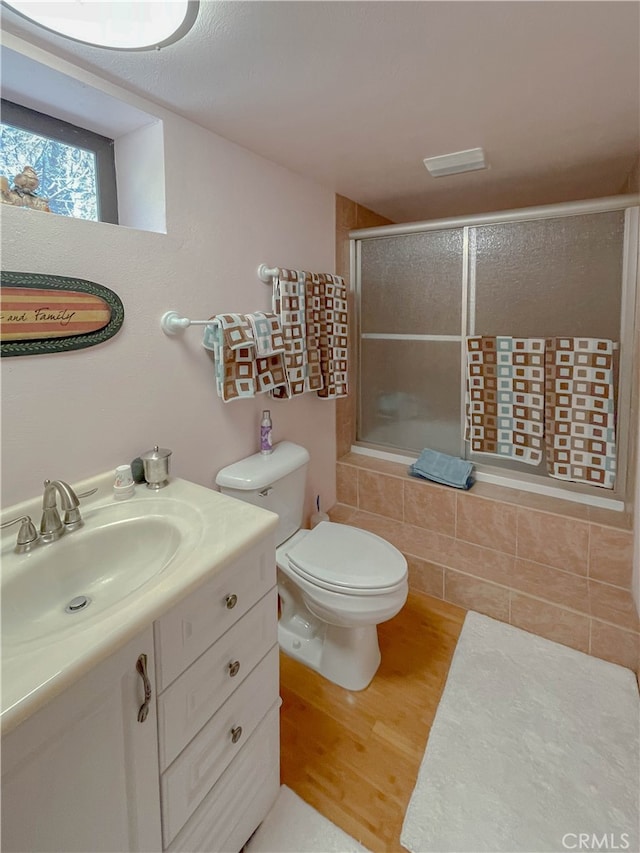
[76,488,98,500]
[1,515,39,553]
[63,487,98,531]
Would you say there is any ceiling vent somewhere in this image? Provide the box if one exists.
[423,147,487,177]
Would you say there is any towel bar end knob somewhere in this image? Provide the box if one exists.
[161,311,190,336]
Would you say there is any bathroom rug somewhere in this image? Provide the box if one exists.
[245,785,369,852]
[401,611,639,853]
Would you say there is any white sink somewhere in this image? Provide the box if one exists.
[0,472,279,734]
[1,501,197,647]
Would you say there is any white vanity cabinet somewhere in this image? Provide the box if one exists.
[155,535,280,851]
[1,534,280,853]
[1,625,162,853]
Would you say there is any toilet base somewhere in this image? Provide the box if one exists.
[278,620,381,691]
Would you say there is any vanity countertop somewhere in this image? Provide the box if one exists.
[1,472,278,735]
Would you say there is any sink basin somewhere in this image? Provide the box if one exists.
[1,499,201,648]
[1,471,279,734]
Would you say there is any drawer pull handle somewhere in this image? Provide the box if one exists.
[136,654,152,723]
[225,593,238,610]
[231,725,243,744]
[228,660,240,677]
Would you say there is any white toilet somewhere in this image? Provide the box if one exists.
[216,441,408,690]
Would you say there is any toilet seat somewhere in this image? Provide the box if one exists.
[285,521,407,594]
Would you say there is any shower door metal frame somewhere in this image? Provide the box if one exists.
[351,194,639,507]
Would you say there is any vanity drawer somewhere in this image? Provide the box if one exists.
[160,646,279,847]
[157,588,278,770]
[154,536,275,692]
[166,703,280,853]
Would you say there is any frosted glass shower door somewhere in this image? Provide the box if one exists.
[358,229,464,455]
[468,210,625,475]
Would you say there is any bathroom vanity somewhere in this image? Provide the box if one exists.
[0,473,280,852]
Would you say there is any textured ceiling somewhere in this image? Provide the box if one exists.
[1,1,639,223]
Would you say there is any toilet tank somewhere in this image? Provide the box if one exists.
[215,441,310,547]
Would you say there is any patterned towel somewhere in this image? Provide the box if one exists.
[314,272,349,399]
[246,312,285,356]
[466,336,545,465]
[545,338,616,489]
[246,312,289,396]
[270,269,325,398]
[203,313,288,401]
[271,268,310,398]
[210,314,256,402]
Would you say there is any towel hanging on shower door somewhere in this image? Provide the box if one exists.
[466,336,546,465]
[545,337,616,489]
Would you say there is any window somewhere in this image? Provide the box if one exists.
[0,99,118,223]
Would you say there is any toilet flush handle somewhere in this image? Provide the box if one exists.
[259,486,273,497]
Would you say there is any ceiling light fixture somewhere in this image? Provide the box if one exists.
[1,1,199,51]
[423,147,487,178]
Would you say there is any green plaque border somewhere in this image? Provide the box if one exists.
[0,271,125,357]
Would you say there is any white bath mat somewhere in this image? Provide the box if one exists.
[245,785,369,852]
[401,611,640,853]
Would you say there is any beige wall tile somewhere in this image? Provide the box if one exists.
[329,503,356,524]
[588,507,632,530]
[347,510,408,548]
[444,570,509,622]
[510,592,590,654]
[358,470,404,521]
[404,479,455,536]
[443,539,514,587]
[516,509,589,575]
[399,524,453,565]
[456,494,517,555]
[407,556,444,599]
[336,194,358,229]
[347,511,451,565]
[589,582,640,631]
[590,620,640,671]
[336,463,358,507]
[589,525,633,588]
[336,397,353,459]
[335,227,351,283]
[355,206,392,230]
[511,558,590,614]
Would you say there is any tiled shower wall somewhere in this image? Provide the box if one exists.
[334,194,639,673]
[334,454,639,671]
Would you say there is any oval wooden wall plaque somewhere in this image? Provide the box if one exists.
[0,272,124,357]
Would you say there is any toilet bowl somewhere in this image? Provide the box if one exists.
[216,442,408,690]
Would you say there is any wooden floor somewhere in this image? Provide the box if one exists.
[279,592,466,853]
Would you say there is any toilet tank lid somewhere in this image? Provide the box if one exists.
[215,441,310,490]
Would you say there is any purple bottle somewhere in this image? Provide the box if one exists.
[260,410,273,455]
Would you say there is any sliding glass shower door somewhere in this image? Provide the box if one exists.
[353,199,637,498]
[359,228,465,456]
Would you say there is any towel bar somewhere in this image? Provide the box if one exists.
[161,311,213,335]
[258,264,280,283]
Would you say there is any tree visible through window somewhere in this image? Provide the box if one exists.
[0,100,118,223]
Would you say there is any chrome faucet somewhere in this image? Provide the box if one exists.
[40,480,87,543]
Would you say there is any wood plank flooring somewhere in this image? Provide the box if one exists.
[279,591,466,852]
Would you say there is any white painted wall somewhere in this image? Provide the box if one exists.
[1,41,337,520]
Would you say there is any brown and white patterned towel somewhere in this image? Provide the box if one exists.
[545,338,616,489]
[315,272,349,399]
[271,268,310,398]
[211,314,256,402]
[246,312,289,396]
[466,336,546,465]
[207,313,288,402]
[267,267,348,400]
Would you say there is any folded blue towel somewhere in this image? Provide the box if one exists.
[408,448,474,490]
